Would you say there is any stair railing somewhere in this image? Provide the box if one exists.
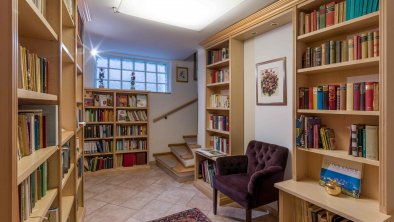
[153,98,198,123]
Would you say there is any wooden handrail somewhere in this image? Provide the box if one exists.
[153,98,198,123]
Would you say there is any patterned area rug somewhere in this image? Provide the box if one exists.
[149,208,212,222]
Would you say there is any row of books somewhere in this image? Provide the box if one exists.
[18,45,49,93]
[19,161,48,221]
[116,125,147,137]
[209,136,229,154]
[84,141,113,154]
[117,110,148,122]
[302,31,379,68]
[85,109,114,122]
[300,202,352,222]
[84,93,113,107]
[207,47,229,65]
[299,82,379,111]
[117,94,147,108]
[210,69,229,84]
[32,0,46,17]
[84,125,113,139]
[349,124,378,160]
[210,94,229,109]
[296,116,336,150]
[116,153,147,167]
[299,0,379,35]
[116,139,147,151]
[84,156,113,172]
[208,114,229,132]
[199,160,216,187]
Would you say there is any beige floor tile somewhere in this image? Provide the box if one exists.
[187,195,213,212]
[84,204,136,222]
[85,198,108,215]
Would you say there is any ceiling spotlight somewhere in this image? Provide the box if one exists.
[91,49,98,56]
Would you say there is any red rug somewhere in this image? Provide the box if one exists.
[149,208,212,222]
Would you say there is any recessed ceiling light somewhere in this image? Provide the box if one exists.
[114,0,246,31]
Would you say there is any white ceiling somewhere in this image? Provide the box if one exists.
[84,0,277,60]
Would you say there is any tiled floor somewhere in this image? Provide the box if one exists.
[84,166,278,222]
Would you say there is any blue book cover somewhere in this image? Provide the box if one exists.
[317,86,323,110]
[319,156,362,198]
[362,0,368,15]
[367,0,373,13]
[346,0,350,20]
[373,0,379,12]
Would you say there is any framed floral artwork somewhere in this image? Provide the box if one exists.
[256,57,287,105]
[176,67,188,82]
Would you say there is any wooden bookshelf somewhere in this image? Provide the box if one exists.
[17,89,58,103]
[83,88,150,173]
[297,57,380,74]
[25,189,58,222]
[297,109,380,116]
[61,196,75,222]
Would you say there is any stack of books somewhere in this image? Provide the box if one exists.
[299,82,379,111]
[349,124,378,160]
[84,140,113,154]
[302,31,379,68]
[207,47,229,65]
[210,94,230,108]
[199,160,217,187]
[85,109,114,122]
[210,136,229,154]
[116,139,147,151]
[116,153,147,167]
[84,125,113,139]
[84,93,113,107]
[116,125,147,136]
[117,110,148,122]
[84,156,113,172]
[117,94,147,108]
[208,114,229,132]
[17,110,45,159]
[210,69,229,83]
[296,115,336,150]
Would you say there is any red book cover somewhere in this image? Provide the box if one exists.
[309,87,313,109]
[313,10,317,31]
[365,82,374,111]
[326,2,335,27]
[353,83,361,111]
[99,158,103,170]
[123,153,135,167]
[328,85,337,110]
[358,36,362,60]
[299,88,305,109]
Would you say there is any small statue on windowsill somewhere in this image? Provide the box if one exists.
[130,71,135,90]
[98,68,105,88]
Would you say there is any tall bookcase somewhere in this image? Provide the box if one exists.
[1,0,86,221]
[83,88,150,173]
[275,0,394,221]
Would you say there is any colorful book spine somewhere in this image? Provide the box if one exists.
[353,83,361,111]
[346,83,354,111]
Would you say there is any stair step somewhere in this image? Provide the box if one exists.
[170,145,195,167]
[155,153,194,182]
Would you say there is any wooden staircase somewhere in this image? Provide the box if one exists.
[155,135,201,182]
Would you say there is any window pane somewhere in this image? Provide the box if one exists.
[109,69,121,80]
[157,64,166,73]
[147,63,156,72]
[146,83,156,92]
[146,72,156,83]
[135,71,145,82]
[122,70,134,81]
[157,74,167,83]
[109,58,121,69]
[122,59,133,70]
[96,68,108,79]
[135,61,145,71]
[135,83,145,90]
[96,80,108,88]
[97,57,108,68]
[122,81,131,89]
[109,81,121,89]
[158,84,167,92]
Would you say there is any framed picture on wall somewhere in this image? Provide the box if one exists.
[176,66,188,82]
[256,57,287,105]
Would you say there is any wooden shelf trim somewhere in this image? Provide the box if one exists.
[115,107,148,110]
[297,109,380,116]
[84,137,114,141]
[115,135,148,139]
[84,152,113,157]
[17,146,58,185]
[275,180,390,222]
[61,164,75,189]
[115,150,148,154]
[206,128,230,135]
[24,189,58,222]
[77,64,83,75]
[297,57,379,74]
[85,122,114,124]
[61,196,75,222]
[62,44,75,63]
[61,130,74,146]
[18,89,58,102]
[116,121,148,124]
[297,147,380,166]
[206,82,230,87]
[206,107,230,111]
[298,12,380,42]
[206,59,230,69]
[62,0,75,27]
[85,106,114,109]
[77,207,85,222]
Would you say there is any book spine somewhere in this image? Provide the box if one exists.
[351,124,358,156]
[346,83,354,110]
[326,41,330,65]
[321,43,326,65]
[353,35,358,60]
[353,83,361,111]
[329,41,335,64]
[319,5,326,29]
[313,87,318,110]
[308,87,313,109]
[336,85,341,110]
[328,85,336,110]
[366,125,379,160]
[361,33,368,59]
[326,2,335,27]
[360,82,365,111]
[322,85,329,110]
[342,40,348,62]
[373,82,379,111]
[299,88,305,109]
[317,86,323,110]
[373,31,379,57]
[348,38,354,61]
[299,12,305,35]
[335,41,341,63]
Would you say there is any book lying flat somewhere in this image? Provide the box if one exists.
[196,148,226,158]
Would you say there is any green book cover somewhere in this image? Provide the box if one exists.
[374,0,379,11]
[319,5,326,29]
[363,128,367,157]
[42,162,47,196]
[350,0,354,20]
[355,0,360,18]
[358,0,364,16]
[362,0,368,15]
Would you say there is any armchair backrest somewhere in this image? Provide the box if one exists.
[245,140,289,175]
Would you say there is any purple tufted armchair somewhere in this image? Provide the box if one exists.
[212,140,289,222]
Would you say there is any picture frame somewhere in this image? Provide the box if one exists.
[176,66,188,82]
[256,57,287,105]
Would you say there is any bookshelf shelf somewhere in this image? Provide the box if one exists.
[62,44,75,63]
[206,82,230,87]
[297,109,380,116]
[207,59,230,69]
[115,107,148,110]
[297,57,380,74]
[77,35,83,48]
[85,122,114,124]
[298,12,380,43]
[115,150,148,154]
[84,137,114,141]
[76,207,84,222]
[206,128,230,136]
[61,163,75,189]
[17,89,58,103]
[84,152,113,157]
[116,135,148,139]
[24,189,58,222]
[62,0,75,27]
[77,64,83,75]
[275,180,389,222]
[85,106,114,109]
[206,107,230,111]
[116,121,148,124]
[61,196,75,222]
[17,146,58,185]
[61,130,74,146]
[19,0,58,41]
[297,147,380,166]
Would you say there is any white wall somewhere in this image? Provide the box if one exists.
[244,23,293,180]
[84,55,198,161]
[197,47,206,146]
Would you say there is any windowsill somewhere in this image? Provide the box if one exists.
[149,91,172,94]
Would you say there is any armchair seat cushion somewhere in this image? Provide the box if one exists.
[213,173,251,208]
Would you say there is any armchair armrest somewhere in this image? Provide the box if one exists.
[215,155,248,176]
[247,166,284,194]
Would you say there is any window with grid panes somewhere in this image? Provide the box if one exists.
[95,56,169,92]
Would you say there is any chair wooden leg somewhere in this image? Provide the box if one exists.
[246,208,252,222]
[213,188,218,215]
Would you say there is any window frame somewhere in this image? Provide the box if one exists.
[94,55,170,93]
